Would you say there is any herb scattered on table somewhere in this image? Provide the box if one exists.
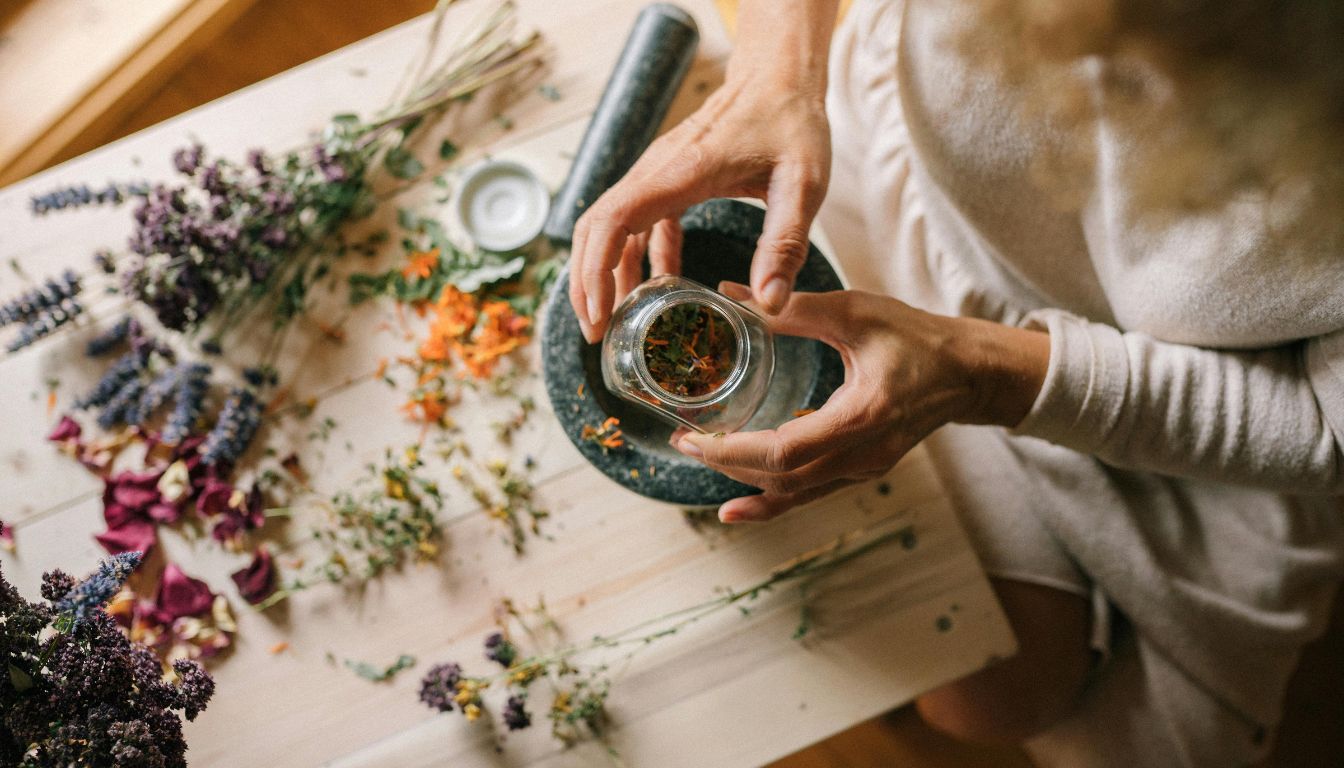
[344,653,417,683]
[643,303,736,399]
[418,523,916,751]
[580,416,624,452]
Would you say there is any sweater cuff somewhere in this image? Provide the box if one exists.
[1010,308,1130,450]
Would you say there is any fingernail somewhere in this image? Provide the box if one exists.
[719,508,741,523]
[762,277,789,313]
[586,296,602,325]
[718,281,751,300]
[677,436,703,458]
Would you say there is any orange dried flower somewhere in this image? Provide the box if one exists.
[402,249,440,281]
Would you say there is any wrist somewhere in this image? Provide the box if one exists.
[948,317,1051,428]
[728,0,838,99]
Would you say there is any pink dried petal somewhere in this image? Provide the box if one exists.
[112,484,161,510]
[103,503,139,528]
[242,486,267,529]
[96,518,157,557]
[195,479,234,517]
[210,516,242,545]
[147,502,182,524]
[0,521,14,552]
[156,563,214,620]
[46,415,82,442]
[230,547,276,605]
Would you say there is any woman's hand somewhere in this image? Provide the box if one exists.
[674,282,1052,523]
[569,0,840,343]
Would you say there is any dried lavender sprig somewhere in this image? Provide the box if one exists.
[97,377,146,429]
[0,270,80,328]
[85,316,139,357]
[77,349,146,409]
[163,363,211,444]
[129,363,183,426]
[54,551,143,628]
[200,386,261,466]
[29,181,149,215]
[5,299,84,352]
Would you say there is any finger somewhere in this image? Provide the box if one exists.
[569,214,594,339]
[613,231,650,309]
[677,395,862,473]
[578,146,719,335]
[719,478,853,524]
[720,282,854,345]
[701,448,881,497]
[648,217,683,277]
[751,164,825,314]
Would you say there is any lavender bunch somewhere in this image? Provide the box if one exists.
[53,551,142,629]
[1,271,84,352]
[1,556,214,768]
[29,181,148,216]
[163,362,211,444]
[199,387,262,466]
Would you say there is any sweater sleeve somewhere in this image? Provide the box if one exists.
[1011,308,1344,493]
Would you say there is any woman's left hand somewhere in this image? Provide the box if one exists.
[673,282,1051,523]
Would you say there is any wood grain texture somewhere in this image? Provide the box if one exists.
[0,1,1016,766]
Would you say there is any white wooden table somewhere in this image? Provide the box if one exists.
[0,1,1015,765]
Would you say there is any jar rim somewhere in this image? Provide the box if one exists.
[631,291,750,407]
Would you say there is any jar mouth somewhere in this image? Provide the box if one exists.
[632,292,750,407]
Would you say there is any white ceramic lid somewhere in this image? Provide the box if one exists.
[454,159,550,252]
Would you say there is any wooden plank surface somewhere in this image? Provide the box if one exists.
[0,0,262,185]
[0,1,1015,766]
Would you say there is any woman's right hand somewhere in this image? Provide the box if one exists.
[569,0,838,343]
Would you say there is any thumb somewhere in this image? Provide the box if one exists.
[750,165,823,314]
[718,281,849,345]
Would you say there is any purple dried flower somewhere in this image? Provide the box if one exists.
[54,551,143,627]
[85,316,138,357]
[40,570,77,602]
[484,631,518,668]
[418,663,463,713]
[29,182,144,215]
[6,299,84,352]
[92,249,117,274]
[97,376,145,429]
[78,349,146,409]
[170,659,215,721]
[199,387,261,466]
[0,270,80,328]
[129,363,182,425]
[246,148,270,176]
[163,363,210,444]
[172,143,204,176]
[502,695,531,730]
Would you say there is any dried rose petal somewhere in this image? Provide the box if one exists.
[156,563,214,620]
[147,502,182,524]
[230,546,276,604]
[103,503,139,529]
[0,520,14,552]
[196,478,234,517]
[96,517,157,557]
[210,516,241,545]
[46,415,82,442]
[108,468,166,511]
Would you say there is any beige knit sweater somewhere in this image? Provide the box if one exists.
[890,2,1344,491]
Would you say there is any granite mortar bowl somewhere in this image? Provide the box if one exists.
[541,198,846,506]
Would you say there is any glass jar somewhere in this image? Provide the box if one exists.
[601,275,774,434]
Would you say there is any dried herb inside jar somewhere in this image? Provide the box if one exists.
[642,302,736,399]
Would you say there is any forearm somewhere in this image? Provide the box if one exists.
[1010,310,1344,493]
[730,0,840,97]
